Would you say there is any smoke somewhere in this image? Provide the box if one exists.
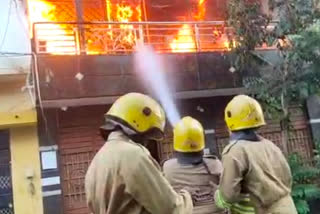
[134,45,180,126]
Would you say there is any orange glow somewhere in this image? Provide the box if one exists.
[116,5,134,22]
[116,4,135,46]
[106,0,112,21]
[27,0,76,55]
[136,5,142,22]
[170,25,196,53]
[170,0,206,52]
[223,39,237,50]
[194,0,206,21]
[105,1,142,49]
[29,0,236,54]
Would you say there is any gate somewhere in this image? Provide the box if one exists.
[0,131,14,214]
[58,107,106,214]
[59,126,104,214]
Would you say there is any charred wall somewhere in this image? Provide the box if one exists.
[36,52,241,101]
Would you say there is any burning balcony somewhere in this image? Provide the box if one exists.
[28,0,275,104]
[27,0,240,55]
[32,21,234,55]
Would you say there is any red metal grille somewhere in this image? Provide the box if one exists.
[59,126,103,214]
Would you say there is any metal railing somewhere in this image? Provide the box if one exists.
[32,21,275,55]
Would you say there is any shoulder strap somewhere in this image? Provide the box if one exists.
[202,159,212,175]
[222,140,240,155]
[203,154,218,159]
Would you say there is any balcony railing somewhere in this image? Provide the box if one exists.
[32,21,275,55]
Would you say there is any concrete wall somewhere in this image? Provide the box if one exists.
[0,75,43,214]
[10,126,43,214]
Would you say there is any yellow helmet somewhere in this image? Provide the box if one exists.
[102,93,166,140]
[173,116,205,153]
[225,95,266,131]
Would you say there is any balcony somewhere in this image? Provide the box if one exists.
[32,21,240,55]
[32,21,276,106]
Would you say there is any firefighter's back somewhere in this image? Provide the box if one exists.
[163,157,225,214]
[85,132,151,214]
[232,137,296,213]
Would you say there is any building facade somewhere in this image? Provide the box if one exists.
[0,0,317,214]
[0,1,43,214]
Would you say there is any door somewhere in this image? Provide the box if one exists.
[0,130,14,214]
[58,106,106,214]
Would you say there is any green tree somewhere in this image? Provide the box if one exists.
[227,1,320,213]
[288,144,320,214]
[227,0,320,121]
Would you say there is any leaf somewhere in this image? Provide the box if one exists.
[294,200,310,214]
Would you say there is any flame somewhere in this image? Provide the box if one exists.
[223,39,237,50]
[116,4,135,46]
[136,5,142,22]
[104,1,142,50]
[194,0,206,21]
[170,25,196,53]
[116,5,134,22]
[28,0,76,54]
[29,0,234,54]
[170,0,206,52]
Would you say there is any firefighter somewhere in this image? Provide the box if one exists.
[85,93,193,214]
[163,116,226,214]
[215,95,297,214]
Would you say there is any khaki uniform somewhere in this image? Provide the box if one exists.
[219,137,297,214]
[163,156,226,214]
[85,131,193,214]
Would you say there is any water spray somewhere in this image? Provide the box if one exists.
[134,45,181,126]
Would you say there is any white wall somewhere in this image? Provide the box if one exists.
[0,0,31,74]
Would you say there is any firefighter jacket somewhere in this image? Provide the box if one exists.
[163,156,226,214]
[215,134,297,214]
[85,131,193,214]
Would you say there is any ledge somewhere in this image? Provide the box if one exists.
[0,109,37,128]
[41,87,245,108]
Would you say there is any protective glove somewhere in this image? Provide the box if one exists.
[230,195,255,214]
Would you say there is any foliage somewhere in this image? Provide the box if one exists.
[227,0,320,120]
[227,0,271,71]
[288,141,320,214]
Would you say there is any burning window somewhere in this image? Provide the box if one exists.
[28,0,233,55]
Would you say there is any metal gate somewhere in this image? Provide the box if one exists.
[58,107,106,214]
[0,131,14,214]
[59,126,103,214]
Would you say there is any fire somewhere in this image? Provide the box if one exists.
[136,5,142,22]
[116,5,134,22]
[105,1,142,50]
[170,0,205,52]
[29,0,235,54]
[194,0,206,21]
[170,25,196,53]
[27,0,76,55]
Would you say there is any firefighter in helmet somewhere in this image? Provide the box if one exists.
[163,116,226,214]
[85,93,193,214]
[215,95,297,214]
